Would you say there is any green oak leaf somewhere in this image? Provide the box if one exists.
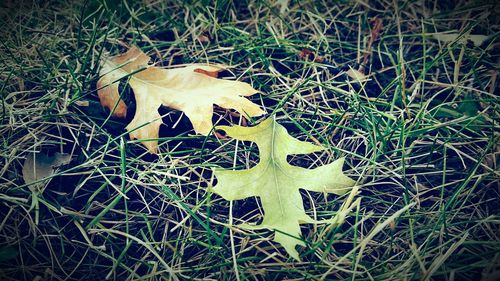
[212,117,356,260]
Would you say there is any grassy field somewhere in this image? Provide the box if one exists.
[0,0,498,280]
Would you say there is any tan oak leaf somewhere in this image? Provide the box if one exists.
[97,46,264,153]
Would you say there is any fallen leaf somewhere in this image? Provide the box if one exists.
[197,33,211,43]
[431,32,489,46]
[298,48,325,63]
[212,117,356,260]
[22,152,71,190]
[98,46,264,153]
[346,68,368,83]
[360,17,383,73]
[276,0,289,15]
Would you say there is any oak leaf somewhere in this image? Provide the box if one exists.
[431,32,489,46]
[23,151,72,191]
[212,117,357,260]
[97,46,264,153]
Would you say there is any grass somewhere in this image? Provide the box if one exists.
[0,0,498,280]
